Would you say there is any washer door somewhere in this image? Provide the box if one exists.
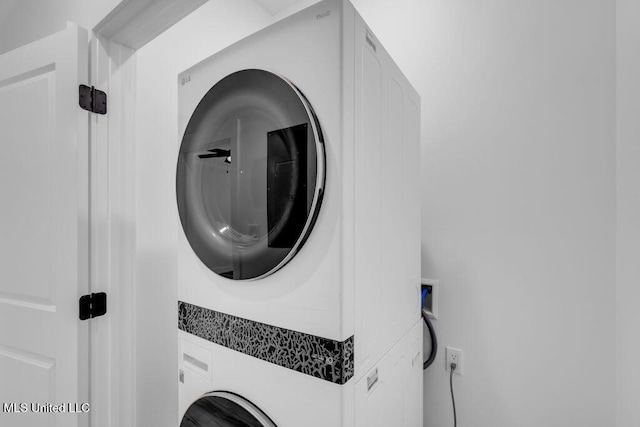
[176,69,325,280]
[180,392,277,427]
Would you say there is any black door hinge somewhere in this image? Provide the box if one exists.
[78,85,107,115]
[79,292,107,320]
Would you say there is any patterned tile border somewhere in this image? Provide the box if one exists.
[178,301,354,385]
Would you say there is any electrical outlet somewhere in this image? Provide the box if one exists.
[446,347,463,375]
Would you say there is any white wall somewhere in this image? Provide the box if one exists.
[350,0,616,426]
[616,1,640,426]
[0,0,118,54]
[134,2,271,425]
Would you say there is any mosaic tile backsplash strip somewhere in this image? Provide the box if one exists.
[178,301,354,385]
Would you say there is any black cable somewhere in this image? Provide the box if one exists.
[422,307,437,369]
[450,363,457,427]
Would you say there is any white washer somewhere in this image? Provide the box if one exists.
[177,0,422,425]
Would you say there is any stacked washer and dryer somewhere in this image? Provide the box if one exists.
[176,0,422,425]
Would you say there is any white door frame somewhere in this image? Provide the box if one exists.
[88,36,137,427]
[87,2,206,426]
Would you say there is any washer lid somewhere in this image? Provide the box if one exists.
[176,69,325,281]
[180,391,277,427]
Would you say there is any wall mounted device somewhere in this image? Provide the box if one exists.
[421,278,439,319]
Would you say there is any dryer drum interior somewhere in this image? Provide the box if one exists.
[180,391,277,427]
[176,69,325,280]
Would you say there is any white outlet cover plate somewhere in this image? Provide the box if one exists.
[421,278,439,319]
[446,346,463,375]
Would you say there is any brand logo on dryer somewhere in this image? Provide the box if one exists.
[316,10,330,20]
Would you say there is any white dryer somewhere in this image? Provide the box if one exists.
[176,0,422,425]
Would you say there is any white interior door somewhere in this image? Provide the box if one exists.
[0,23,90,427]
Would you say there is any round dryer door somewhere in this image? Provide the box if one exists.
[177,69,325,280]
[180,392,277,427]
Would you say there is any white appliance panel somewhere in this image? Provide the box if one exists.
[177,1,421,426]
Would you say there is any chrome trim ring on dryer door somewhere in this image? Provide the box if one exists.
[180,391,277,427]
[176,69,326,281]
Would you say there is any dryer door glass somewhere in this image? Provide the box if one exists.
[177,69,325,280]
[180,392,276,427]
